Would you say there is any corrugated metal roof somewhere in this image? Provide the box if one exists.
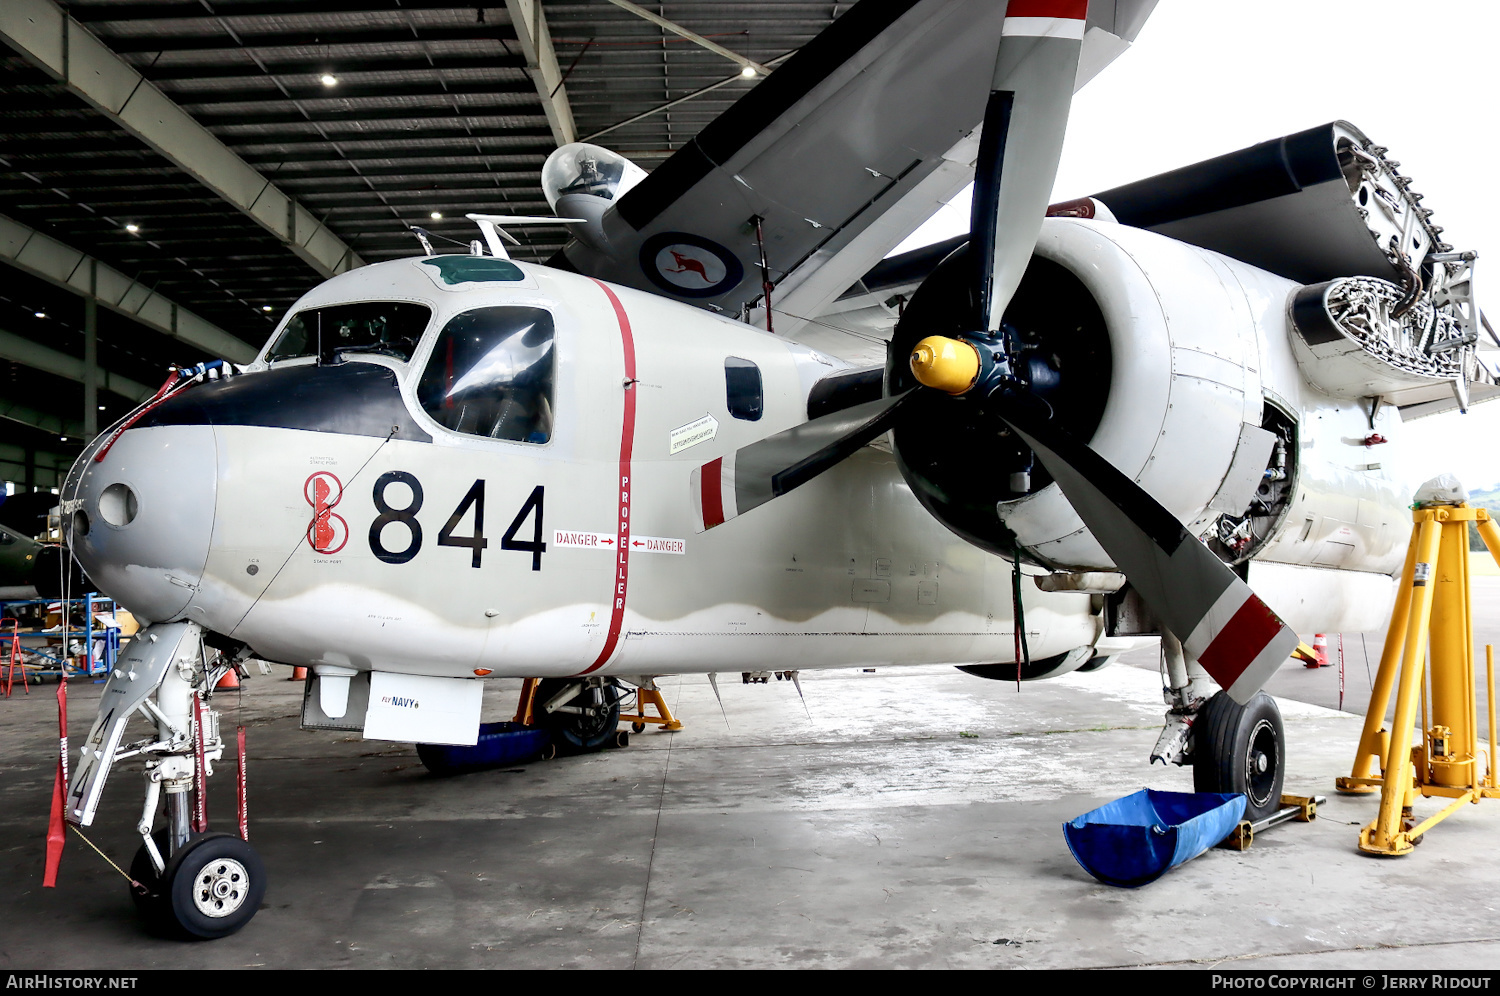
[0,1,853,471]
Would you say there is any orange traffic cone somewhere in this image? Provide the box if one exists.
[1306,633,1329,669]
[216,668,240,689]
[288,666,308,681]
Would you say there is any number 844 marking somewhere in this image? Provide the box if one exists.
[368,472,545,571]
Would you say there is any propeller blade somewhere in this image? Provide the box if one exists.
[994,399,1299,704]
[972,1,1088,331]
[691,393,916,532]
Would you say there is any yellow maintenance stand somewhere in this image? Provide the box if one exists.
[1336,481,1500,855]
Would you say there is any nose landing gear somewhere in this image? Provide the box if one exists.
[65,621,263,939]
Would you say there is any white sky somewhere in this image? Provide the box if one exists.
[889,1,1500,490]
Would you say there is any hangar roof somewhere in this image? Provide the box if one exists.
[0,0,850,482]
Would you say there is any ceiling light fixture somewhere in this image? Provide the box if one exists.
[741,65,757,78]
[262,305,274,312]
[321,73,338,87]
[430,211,443,220]
[125,223,139,233]
[33,311,45,319]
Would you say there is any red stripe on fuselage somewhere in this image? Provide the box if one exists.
[1194,593,1283,690]
[701,457,725,529]
[579,279,637,676]
[1005,0,1087,18]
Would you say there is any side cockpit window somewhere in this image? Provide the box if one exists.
[725,357,763,421]
[417,306,556,444]
[267,302,431,364]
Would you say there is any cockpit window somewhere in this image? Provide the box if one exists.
[417,306,555,444]
[266,302,431,364]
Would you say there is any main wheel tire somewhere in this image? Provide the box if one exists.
[1193,690,1285,823]
[534,679,621,750]
[163,832,266,940]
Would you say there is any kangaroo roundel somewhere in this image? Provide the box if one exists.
[640,232,744,297]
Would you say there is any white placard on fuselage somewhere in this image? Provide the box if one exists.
[363,671,482,745]
[669,414,718,455]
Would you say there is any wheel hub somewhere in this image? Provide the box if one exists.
[1246,718,1279,807]
[193,858,250,918]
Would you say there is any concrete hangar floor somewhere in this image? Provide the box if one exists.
[5,624,1500,970]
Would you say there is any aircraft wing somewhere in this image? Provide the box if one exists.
[557,0,1156,337]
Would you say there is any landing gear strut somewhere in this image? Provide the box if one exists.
[66,621,264,938]
[1151,629,1287,822]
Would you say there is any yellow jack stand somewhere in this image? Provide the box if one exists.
[618,677,682,732]
[1335,498,1500,855]
[512,677,540,726]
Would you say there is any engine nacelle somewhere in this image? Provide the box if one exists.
[888,217,1411,576]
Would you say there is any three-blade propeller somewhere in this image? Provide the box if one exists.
[688,0,1298,704]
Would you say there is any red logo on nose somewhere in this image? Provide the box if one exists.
[303,472,349,554]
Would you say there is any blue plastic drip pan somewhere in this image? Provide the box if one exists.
[416,721,550,775]
[1063,789,1246,888]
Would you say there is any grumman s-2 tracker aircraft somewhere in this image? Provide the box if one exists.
[46,0,1498,938]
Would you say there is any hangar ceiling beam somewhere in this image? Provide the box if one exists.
[584,51,795,144]
[0,213,257,364]
[0,329,153,404]
[69,0,501,20]
[95,26,520,53]
[602,0,773,77]
[504,0,576,147]
[0,399,85,440]
[143,54,528,82]
[0,0,364,281]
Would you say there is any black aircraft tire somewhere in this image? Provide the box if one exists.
[129,830,172,931]
[163,832,266,940]
[535,679,621,750]
[1193,690,1285,823]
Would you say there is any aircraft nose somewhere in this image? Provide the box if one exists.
[63,424,217,625]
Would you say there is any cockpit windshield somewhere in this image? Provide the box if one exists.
[417,306,556,444]
[266,302,432,364]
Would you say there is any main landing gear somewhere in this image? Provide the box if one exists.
[66,621,264,939]
[1193,691,1285,822]
[1151,630,1286,822]
[417,676,677,773]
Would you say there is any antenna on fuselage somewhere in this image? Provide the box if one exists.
[465,214,584,260]
[409,226,436,255]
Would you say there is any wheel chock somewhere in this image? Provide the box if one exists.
[1216,793,1324,850]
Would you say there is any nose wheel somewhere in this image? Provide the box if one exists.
[135,833,265,940]
[1193,690,1285,822]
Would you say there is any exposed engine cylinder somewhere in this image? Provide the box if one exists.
[888,218,1279,571]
